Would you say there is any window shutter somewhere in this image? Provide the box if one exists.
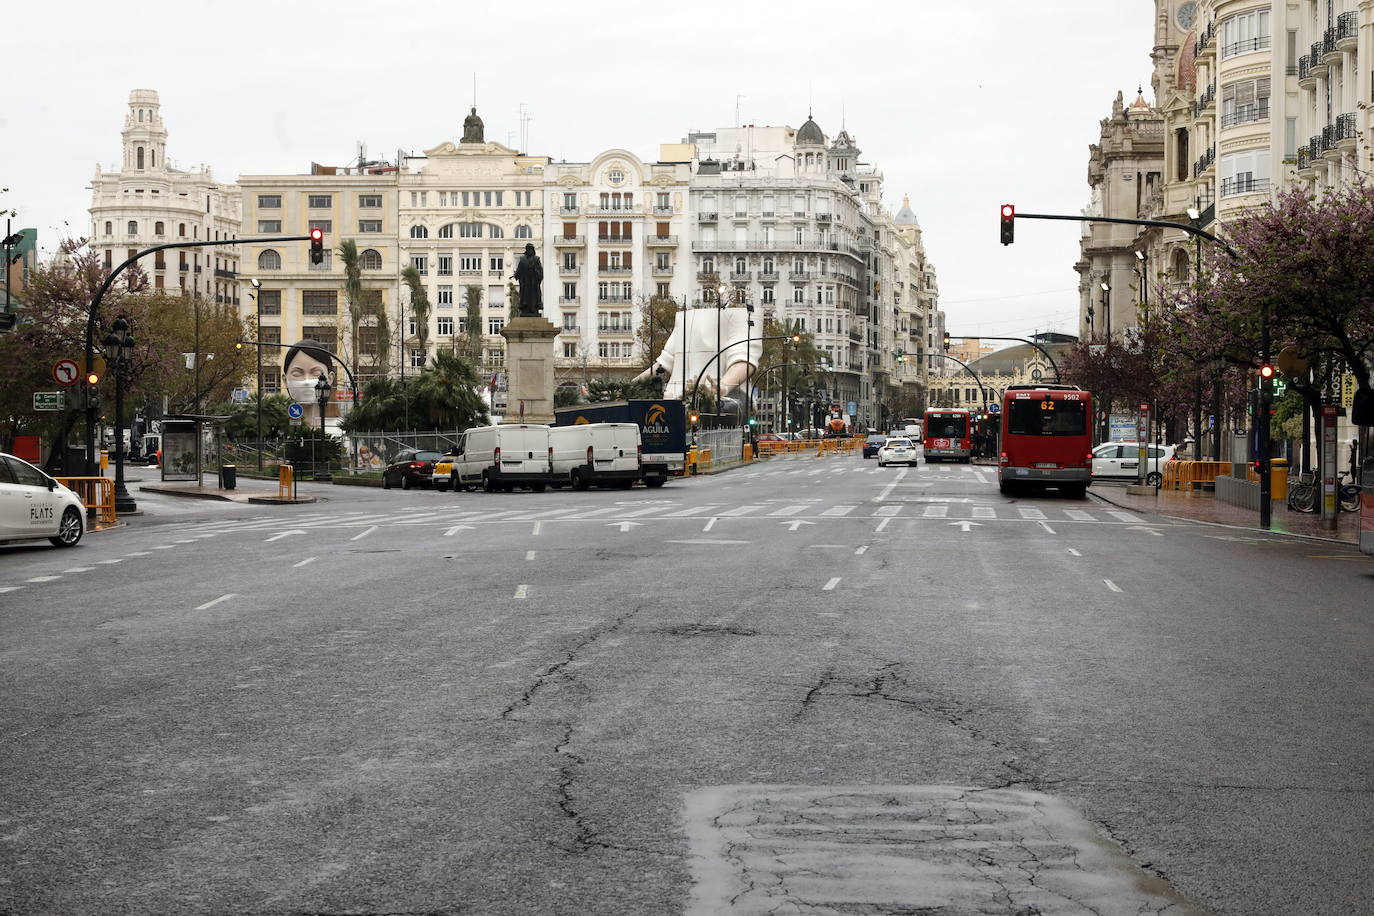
[564,222,576,238]
[623,251,632,269]
[656,222,669,237]
[599,221,608,239]
[599,251,608,269]
[622,221,632,239]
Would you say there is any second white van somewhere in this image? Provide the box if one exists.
[548,423,641,490]
[450,424,552,492]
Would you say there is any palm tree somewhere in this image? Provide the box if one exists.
[410,350,488,430]
[401,265,431,369]
[339,239,364,381]
[461,285,483,358]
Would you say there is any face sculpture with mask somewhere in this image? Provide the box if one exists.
[282,340,335,406]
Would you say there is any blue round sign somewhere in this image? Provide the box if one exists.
[287,403,304,420]
[988,403,1001,414]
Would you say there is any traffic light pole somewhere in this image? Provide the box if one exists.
[83,235,312,475]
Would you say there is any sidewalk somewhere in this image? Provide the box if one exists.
[122,470,316,505]
[1090,483,1358,544]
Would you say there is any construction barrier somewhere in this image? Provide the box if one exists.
[1161,460,1234,494]
[55,476,116,527]
[278,463,295,501]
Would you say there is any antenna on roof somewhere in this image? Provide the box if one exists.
[735,93,744,127]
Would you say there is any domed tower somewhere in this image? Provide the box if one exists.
[122,89,167,172]
[828,127,859,178]
[795,111,825,174]
[460,106,485,144]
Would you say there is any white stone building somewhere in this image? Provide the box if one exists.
[89,90,241,306]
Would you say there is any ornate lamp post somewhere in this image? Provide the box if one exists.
[102,315,138,513]
[313,370,333,481]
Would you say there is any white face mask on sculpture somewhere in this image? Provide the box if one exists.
[286,378,322,404]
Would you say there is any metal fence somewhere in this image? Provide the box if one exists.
[346,431,464,473]
[696,427,745,470]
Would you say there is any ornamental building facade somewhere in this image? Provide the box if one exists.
[89,90,242,307]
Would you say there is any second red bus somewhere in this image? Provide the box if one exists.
[922,408,972,463]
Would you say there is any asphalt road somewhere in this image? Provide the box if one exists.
[1,453,1371,915]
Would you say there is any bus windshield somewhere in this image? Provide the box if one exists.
[1007,398,1087,436]
[926,414,967,438]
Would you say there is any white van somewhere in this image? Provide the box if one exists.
[451,424,552,492]
[548,423,641,490]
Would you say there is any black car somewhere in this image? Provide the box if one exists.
[862,433,888,459]
[382,449,442,489]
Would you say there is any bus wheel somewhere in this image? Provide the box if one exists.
[999,480,1018,496]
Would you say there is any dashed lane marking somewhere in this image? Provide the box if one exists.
[822,577,842,591]
[195,593,237,611]
[0,586,22,593]
[525,550,536,561]
[1104,579,1123,593]
[349,526,378,541]
[293,557,317,568]
[26,576,60,583]
[1068,548,1082,557]
[514,584,529,600]
[1039,522,1056,535]
[874,518,892,533]
[855,545,868,555]
[702,517,719,532]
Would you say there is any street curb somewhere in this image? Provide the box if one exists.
[1088,489,1359,547]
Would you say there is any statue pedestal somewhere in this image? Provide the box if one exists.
[499,317,560,424]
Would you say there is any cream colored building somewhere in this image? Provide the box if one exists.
[89,89,241,305]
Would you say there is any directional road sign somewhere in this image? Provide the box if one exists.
[33,391,65,410]
[988,403,1000,414]
[53,359,80,386]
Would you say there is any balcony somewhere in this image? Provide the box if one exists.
[553,235,585,247]
[1335,112,1358,150]
[1298,55,1316,87]
[559,296,580,306]
[730,270,751,281]
[697,212,718,222]
[1193,83,1216,118]
[458,269,482,277]
[646,235,677,246]
[1337,11,1359,50]
[789,270,810,280]
[559,264,581,275]
[1220,100,1269,129]
[1308,41,1329,76]
[1296,146,1314,173]
[816,213,832,222]
[597,325,634,336]
[560,205,580,214]
[652,205,673,214]
[652,265,673,276]
[758,270,779,282]
[1309,133,1327,157]
[1322,27,1339,62]
[1193,20,1215,58]
[599,265,632,276]
[1219,175,1270,197]
[214,267,237,279]
[597,236,633,245]
[848,329,863,342]
[1192,144,1216,178]
[1223,33,1272,59]
[595,294,636,304]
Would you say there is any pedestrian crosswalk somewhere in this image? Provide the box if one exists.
[154,500,1147,537]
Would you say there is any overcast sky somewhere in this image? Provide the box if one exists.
[6,1,1156,342]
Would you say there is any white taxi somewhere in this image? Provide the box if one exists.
[0,452,86,548]
[877,437,919,468]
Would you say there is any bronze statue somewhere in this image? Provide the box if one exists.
[514,243,543,317]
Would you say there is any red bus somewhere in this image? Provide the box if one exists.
[997,385,1094,497]
[922,408,972,463]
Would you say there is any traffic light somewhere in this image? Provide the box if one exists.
[689,411,700,424]
[999,204,1015,246]
[86,370,101,386]
[942,331,951,352]
[309,227,325,264]
[1258,363,1274,380]
[748,417,756,426]
[790,333,802,343]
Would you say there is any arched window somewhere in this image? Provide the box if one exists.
[258,249,282,270]
[763,256,774,273]
[150,149,155,167]
[1172,249,1190,283]
[410,225,429,239]
[138,109,143,122]
[154,221,164,236]
[702,257,714,274]
[104,221,112,235]
[734,257,746,274]
[361,249,382,270]
[514,224,532,238]
[127,220,138,236]
[488,224,504,239]
[136,147,145,169]
[437,223,454,239]
[178,223,186,237]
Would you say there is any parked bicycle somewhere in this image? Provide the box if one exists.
[1337,469,1362,513]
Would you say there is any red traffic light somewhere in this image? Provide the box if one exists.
[309,227,325,264]
[1259,364,1275,379]
[309,227,324,242]
[1000,204,1015,219]
[999,204,1015,246]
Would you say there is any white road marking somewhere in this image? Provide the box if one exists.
[195,594,237,610]
[125,551,151,557]
[873,505,902,517]
[293,557,317,568]
[26,576,60,583]
[1107,510,1143,523]
[665,539,751,545]
[97,559,124,565]
[350,526,378,541]
[720,505,767,516]
[703,517,719,532]
[1064,509,1094,521]
[263,531,304,543]
[526,550,537,561]
[1039,522,1057,535]
[972,506,996,519]
[948,520,982,532]
[63,567,95,573]
[822,577,842,591]
[0,586,21,593]
[608,521,642,532]
[874,517,892,533]
[875,468,908,501]
[618,506,672,518]
[1104,579,1123,593]
[532,521,541,536]
[922,505,949,518]
[1018,507,1047,520]
[780,520,814,531]
[443,525,475,536]
[514,584,529,600]
[562,507,623,519]
[820,506,855,517]
[854,545,868,555]
[768,505,809,516]
[1068,548,1082,556]
[1127,525,1163,536]
[662,505,721,517]
[153,545,176,550]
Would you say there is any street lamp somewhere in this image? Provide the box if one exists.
[313,370,332,481]
[102,315,137,514]
[248,277,263,473]
[1099,279,1111,342]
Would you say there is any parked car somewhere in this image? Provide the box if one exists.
[450,425,552,492]
[433,452,459,491]
[1090,441,1176,485]
[0,452,85,548]
[862,433,888,459]
[877,437,918,467]
[549,423,641,489]
[755,433,787,445]
[382,449,442,490]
